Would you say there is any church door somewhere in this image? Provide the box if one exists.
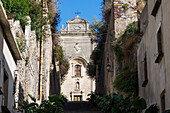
[74,95,82,101]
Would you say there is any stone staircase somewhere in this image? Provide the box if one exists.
[63,101,100,113]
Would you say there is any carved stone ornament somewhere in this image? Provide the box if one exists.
[74,43,81,52]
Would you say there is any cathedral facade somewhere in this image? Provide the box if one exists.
[60,16,96,101]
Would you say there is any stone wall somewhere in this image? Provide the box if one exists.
[97,0,138,95]
[0,1,55,112]
[42,24,53,100]
[0,2,21,112]
[114,0,137,38]
[8,17,40,105]
[138,0,170,111]
[8,15,53,106]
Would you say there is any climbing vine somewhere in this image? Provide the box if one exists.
[113,67,138,95]
[16,38,26,53]
[1,0,30,30]
[1,0,59,39]
[54,45,64,63]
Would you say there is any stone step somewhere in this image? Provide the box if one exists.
[64,101,100,113]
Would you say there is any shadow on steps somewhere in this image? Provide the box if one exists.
[64,101,100,113]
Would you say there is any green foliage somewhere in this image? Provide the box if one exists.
[122,3,129,10]
[18,94,67,113]
[87,18,107,78]
[90,17,107,35]
[113,68,138,95]
[86,62,96,78]
[1,0,29,15]
[29,1,47,40]
[145,105,159,113]
[88,93,158,113]
[16,38,26,53]
[54,44,64,63]
[123,21,138,38]
[2,0,30,30]
[1,0,59,39]
[60,58,70,84]
[25,57,29,66]
[133,97,146,110]
[112,43,123,63]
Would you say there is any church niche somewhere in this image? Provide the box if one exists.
[75,82,80,91]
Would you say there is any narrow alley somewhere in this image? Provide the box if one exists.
[0,0,170,113]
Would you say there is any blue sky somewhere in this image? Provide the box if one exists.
[57,0,103,31]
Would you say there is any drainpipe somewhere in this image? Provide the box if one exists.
[39,0,45,100]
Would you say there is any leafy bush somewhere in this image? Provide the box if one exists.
[54,44,64,63]
[88,93,159,113]
[86,18,107,78]
[2,0,59,39]
[123,21,138,37]
[53,44,69,83]
[113,68,138,95]
[112,43,123,63]
[2,0,30,30]
[18,94,67,113]
[60,58,70,84]
[86,62,96,78]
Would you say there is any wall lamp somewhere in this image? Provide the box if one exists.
[106,63,114,72]
[106,58,114,72]
[50,64,54,70]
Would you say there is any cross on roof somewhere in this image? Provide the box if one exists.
[75,10,81,16]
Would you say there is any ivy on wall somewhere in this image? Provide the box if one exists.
[112,21,139,96]
[1,0,59,39]
[113,67,138,95]
[1,0,30,30]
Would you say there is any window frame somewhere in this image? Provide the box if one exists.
[75,65,81,77]
[142,54,148,87]
[155,26,164,63]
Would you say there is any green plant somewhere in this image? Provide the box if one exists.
[113,68,138,95]
[1,0,58,39]
[123,21,138,38]
[145,104,159,113]
[122,3,129,10]
[88,92,158,113]
[1,0,30,30]
[86,62,96,78]
[18,94,67,113]
[112,43,123,63]
[25,57,29,66]
[54,44,64,63]
[60,58,70,84]
[86,18,107,78]
[16,38,26,53]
